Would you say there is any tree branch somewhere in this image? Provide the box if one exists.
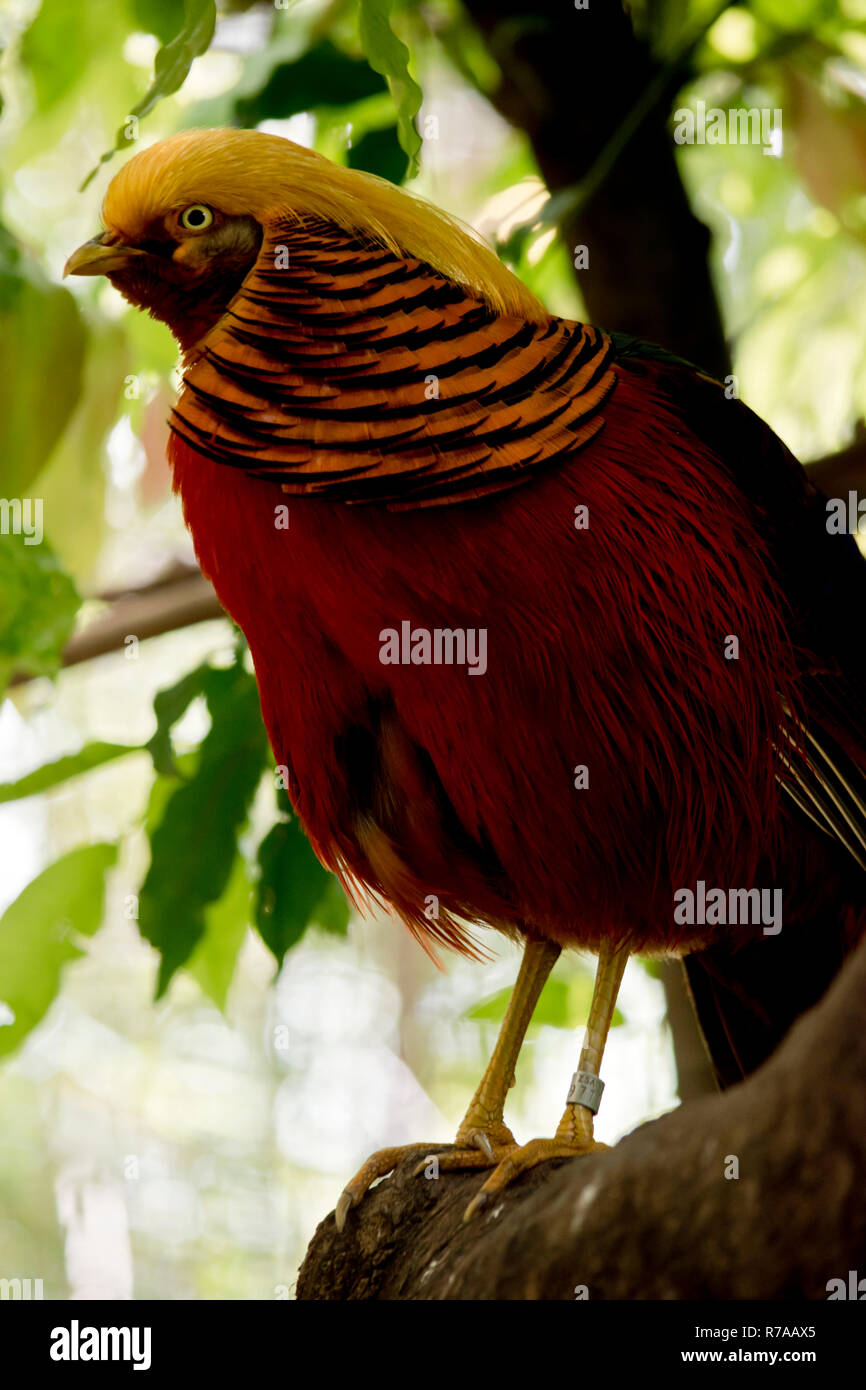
[10,564,225,687]
[806,421,866,499]
[297,933,866,1299]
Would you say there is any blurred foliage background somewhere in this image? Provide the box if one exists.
[0,0,865,1298]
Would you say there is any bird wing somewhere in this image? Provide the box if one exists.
[618,347,866,877]
[171,219,616,508]
[617,348,866,1086]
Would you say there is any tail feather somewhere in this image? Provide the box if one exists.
[684,904,863,1089]
[776,700,866,873]
[688,697,866,1090]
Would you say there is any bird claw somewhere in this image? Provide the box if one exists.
[334,1129,601,1230]
[334,1143,442,1231]
[334,1189,355,1233]
[411,1153,441,1177]
[475,1130,495,1161]
[461,1135,607,1222]
[336,1130,517,1228]
[463,1187,492,1223]
[414,1123,519,1177]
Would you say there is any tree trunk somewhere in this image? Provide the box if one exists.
[463,0,730,379]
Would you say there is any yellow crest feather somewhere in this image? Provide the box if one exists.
[101,128,549,323]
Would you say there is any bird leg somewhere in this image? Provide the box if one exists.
[334,935,560,1230]
[461,939,628,1221]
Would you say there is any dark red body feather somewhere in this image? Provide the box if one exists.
[171,351,866,989]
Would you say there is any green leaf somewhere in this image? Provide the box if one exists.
[0,534,80,695]
[36,321,129,585]
[236,40,387,125]
[0,742,143,804]
[186,853,251,1011]
[139,659,270,996]
[751,0,835,33]
[358,0,422,177]
[132,0,188,45]
[128,0,217,123]
[20,0,100,113]
[254,817,337,965]
[314,875,351,936]
[0,224,87,496]
[0,843,118,1057]
[347,124,407,184]
[144,752,198,835]
[146,660,213,776]
[82,0,217,188]
[466,972,624,1031]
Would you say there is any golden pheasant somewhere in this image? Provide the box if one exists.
[65,128,866,1227]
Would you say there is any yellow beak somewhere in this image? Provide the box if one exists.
[63,233,144,278]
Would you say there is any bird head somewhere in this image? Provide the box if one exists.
[64,127,546,351]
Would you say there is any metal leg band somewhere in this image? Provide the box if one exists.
[567,1070,604,1114]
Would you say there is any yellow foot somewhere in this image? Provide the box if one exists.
[462,1135,607,1222]
[334,1127,605,1230]
[334,1124,516,1232]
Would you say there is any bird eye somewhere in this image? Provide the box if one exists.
[178,204,214,231]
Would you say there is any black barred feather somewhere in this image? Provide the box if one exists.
[173,222,616,507]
